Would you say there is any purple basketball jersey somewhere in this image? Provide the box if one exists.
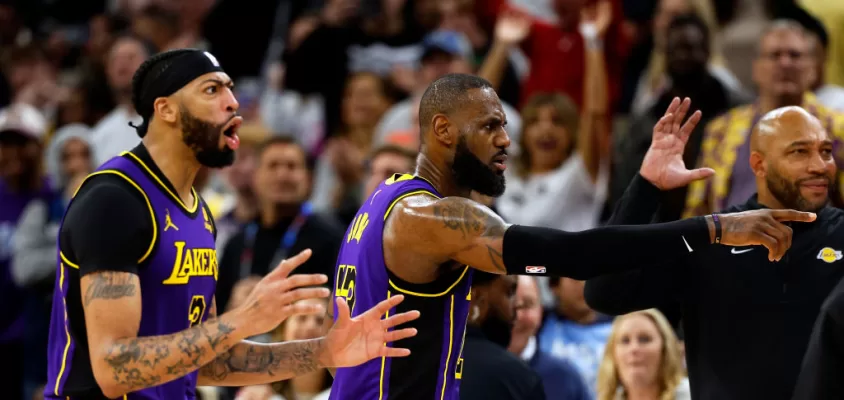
[45,152,218,400]
[329,174,473,400]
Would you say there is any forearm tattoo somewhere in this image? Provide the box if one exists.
[199,339,324,382]
[103,320,236,391]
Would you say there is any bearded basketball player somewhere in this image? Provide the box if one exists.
[326,74,816,400]
[44,49,420,400]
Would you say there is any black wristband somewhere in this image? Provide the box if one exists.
[711,214,722,244]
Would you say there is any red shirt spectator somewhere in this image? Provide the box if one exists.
[479,0,630,109]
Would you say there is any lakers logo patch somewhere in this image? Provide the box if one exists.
[817,247,843,264]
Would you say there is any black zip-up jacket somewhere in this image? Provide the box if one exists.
[584,174,844,400]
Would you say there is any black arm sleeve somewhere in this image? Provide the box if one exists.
[502,216,709,280]
[584,173,691,314]
[60,176,154,277]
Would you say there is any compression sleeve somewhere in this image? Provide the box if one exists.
[60,175,154,277]
[502,216,710,280]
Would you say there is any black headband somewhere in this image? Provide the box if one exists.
[130,49,224,135]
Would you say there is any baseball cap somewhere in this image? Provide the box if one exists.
[0,103,47,142]
[421,30,474,62]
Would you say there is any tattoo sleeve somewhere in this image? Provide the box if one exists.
[83,272,244,397]
[197,339,327,386]
[430,197,509,274]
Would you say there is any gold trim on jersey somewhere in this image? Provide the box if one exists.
[122,151,199,213]
[378,290,391,400]
[383,189,440,221]
[388,266,470,298]
[440,294,455,400]
[60,170,158,269]
[53,263,72,396]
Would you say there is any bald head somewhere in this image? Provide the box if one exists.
[748,105,835,212]
[751,106,825,154]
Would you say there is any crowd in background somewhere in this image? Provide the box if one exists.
[1,0,843,399]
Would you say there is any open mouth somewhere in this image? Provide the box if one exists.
[222,116,243,150]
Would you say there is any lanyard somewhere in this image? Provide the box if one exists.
[239,202,312,279]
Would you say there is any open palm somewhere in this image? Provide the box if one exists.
[640,97,714,190]
[322,295,420,368]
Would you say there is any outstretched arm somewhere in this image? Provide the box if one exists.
[390,193,813,279]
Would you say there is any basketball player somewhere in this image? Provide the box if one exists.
[326,74,817,400]
[44,49,420,400]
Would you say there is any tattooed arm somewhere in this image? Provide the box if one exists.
[385,194,815,279]
[196,297,326,386]
[82,272,249,398]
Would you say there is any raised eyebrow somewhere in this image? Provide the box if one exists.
[200,79,235,88]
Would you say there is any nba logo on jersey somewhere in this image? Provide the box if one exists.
[526,266,546,274]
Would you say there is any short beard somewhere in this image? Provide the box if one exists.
[452,135,506,197]
[766,165,829,212]
[179,107,236,168]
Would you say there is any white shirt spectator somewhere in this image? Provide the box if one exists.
[90,105,142,167]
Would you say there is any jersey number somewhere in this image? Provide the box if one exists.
[335,265,357,313]
[188,295,207,327]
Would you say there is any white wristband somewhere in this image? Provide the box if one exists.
[579,22,603,50]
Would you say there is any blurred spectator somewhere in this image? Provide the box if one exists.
[12,123,93,399]
[235,296,333,400]
[459,272,545,400]
[283,0,426,136]
[596,309,691,400]
[216,137,343,312]
[498,7,610,306]
[718,0,772,90]
[539,277,614,397]
[611,13,749,222]
[794,7,844,111]
[131,4,180,52]
[509,276,590,400]
[629,0,741,116]
[683,20,844,217]
[362,144,417,199]
[373,30,522,153]
[89,34,152,166]
[210,122,268,253]
[311,72,396,218]
[2,44,65,119]
[799,0,844,87]
[485,0,629,110]
[435,0,523,106]
[0,104,52,400]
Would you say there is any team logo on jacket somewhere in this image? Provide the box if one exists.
[817,247,843,263]
[525,266,546,274]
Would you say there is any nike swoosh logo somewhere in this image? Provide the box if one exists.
[731,248,753,254]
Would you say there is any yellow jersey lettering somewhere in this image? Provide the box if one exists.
[163,241,218,285]
[188,295,207,327]
[335,264,357,312]
[385,173,413,185]
[347,213,370,244]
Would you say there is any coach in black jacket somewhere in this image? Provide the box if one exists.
[585,104,844,400]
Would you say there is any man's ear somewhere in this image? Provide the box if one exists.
[154,97,178,124]
[750,151,766,178]
[432,114,454,146]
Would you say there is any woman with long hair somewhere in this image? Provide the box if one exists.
[596,310,690,400]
